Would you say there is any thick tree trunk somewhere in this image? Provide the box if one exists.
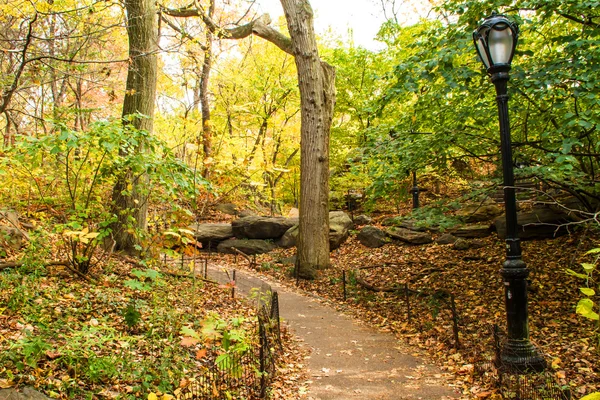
[280,0,336,279]
[109,0,158,253]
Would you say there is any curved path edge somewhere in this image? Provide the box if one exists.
[204,263,460,400]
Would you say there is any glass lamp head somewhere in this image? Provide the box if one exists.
[473,13,519,72]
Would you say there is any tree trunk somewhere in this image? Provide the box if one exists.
[109,0,158,253]
[280,0,336,279]
[200,1,215,179]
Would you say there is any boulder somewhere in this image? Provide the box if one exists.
[453,238,486,250]
[381,217,441,232]
[456,202,503,223]
[214,203,239,216]
[277,211,353,250]
[189,223,233,248]
[217,239,275,255]
[436,233,458,245]
[0,209,19,226]
[232,216,298,240]
[357,225,389,248]
[494,208,572,240]
[452,224,493,238]
[0,225,24,250]
[329,211,353,250]
[287,207,299,218]
[276,255,297,266]
[237,209,257,218]
[278,225,298,249]
[0,388,51,399]
[386,227,433,245]
[353,214,373,226]
[453,238,470,250]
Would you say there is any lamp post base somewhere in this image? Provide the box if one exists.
[499,339,546,373]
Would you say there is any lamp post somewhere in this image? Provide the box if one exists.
[411,171,420,209]
[473,13,546,372]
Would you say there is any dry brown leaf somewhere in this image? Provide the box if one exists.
[180,337,200,347]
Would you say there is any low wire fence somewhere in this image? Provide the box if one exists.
[165,254,282,399]
[339,266,460,350]
[336,266,571,400]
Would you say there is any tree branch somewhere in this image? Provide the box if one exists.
[160,6,294,54]
[160,14,208,51]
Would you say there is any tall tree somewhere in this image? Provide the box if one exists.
[109,0,158,252]
[198,0,215,179]
[279,0,335,278]
[162,0,335,278]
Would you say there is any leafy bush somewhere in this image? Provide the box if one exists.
[568,247,600,350]
[1,118,202,273]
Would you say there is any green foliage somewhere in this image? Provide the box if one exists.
[1,118,202,274]
[393,202,463,232]
[345,2,600,209]
[180,313,251,378]
[568,247,600,350]
[0,261,258,398]
[122,299,142,328]
[569,249,600,321]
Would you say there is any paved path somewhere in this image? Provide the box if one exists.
[204,262,459,400]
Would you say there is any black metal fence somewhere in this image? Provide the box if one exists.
[164,254,282,399]
[340,268,571,399]
[472,325,571,400]
[174,288,281,399]
[340,268,461,350]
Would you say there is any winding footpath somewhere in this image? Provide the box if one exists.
[205,263,460,400]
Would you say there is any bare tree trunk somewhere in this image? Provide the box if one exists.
[280,0,335,279]
[109,0,158,253]
[200,0,215,179]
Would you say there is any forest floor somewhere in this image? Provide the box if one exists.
[1,208,600,399]
[0,252,306,399]
[201,212,600,399]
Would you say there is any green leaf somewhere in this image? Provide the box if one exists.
[123,279,150,291]
[180,326,200,339]
[566,269,588,279]
[576,298,599,321]
[580,393,600,400]
[585,248,600,254]
[580,287,596,296]
[582,263,596,272]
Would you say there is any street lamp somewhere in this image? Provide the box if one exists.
[473,13,546,372]
[411,171,420,209]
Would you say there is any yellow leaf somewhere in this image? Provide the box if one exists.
[162,395,174,400]
[180,337,200,347]
[0,378,15,388]
[148,393,158,400]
